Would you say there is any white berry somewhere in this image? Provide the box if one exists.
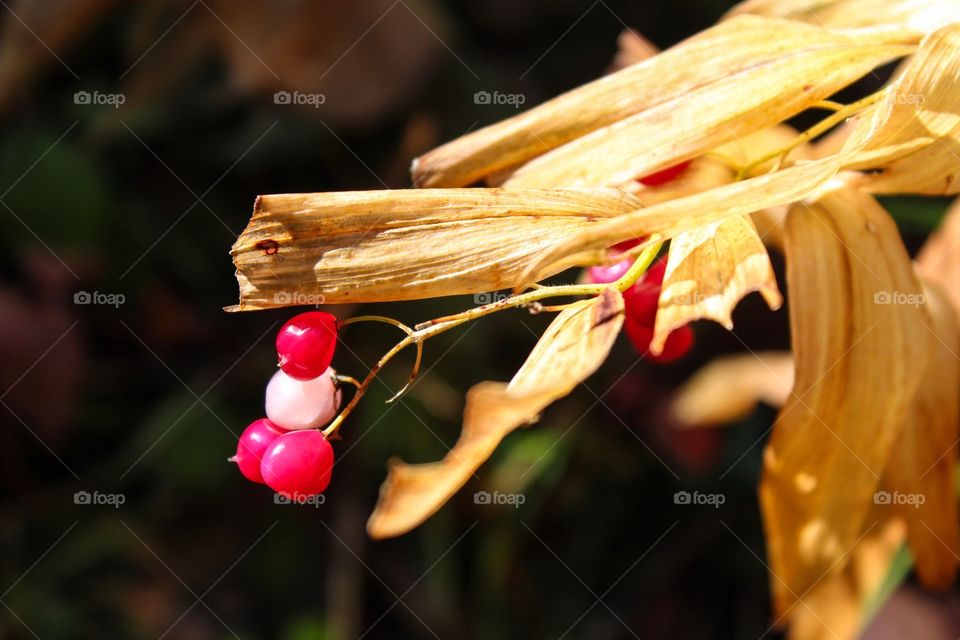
[265,367,341,430]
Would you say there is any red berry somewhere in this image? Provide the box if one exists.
[260,430,334,498]
[625,320,694,363]
[231,418,286,484]
[638,160,692,186]
[276,311,338,380]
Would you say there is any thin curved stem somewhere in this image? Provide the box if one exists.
[735,88,889,180]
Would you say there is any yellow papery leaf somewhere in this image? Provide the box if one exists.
[651,215,782,354]
[500,25,912,189]
[228,188,642,310]
[671,352,794,427]
[412,16,915,188]
[726,0,958,34]
[367,289,624,538]
[760,187,929,617]
[916,197,960,310]
[843,24,960,194]
[517,155,848,289]
[878,280,959,589]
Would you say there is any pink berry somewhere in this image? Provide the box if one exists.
[625,320,694,363]
[260,430,334,498]
[587,259,632,284]
[638,160,692,186]
[231,418,286,484]
[585,237,649,284]
[265,367,342,430]
[276,311,338,380]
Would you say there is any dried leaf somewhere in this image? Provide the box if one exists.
[651,215,782,354]
[517,154,850,288]
[725,0,957,35]
[760,187,929,617]
[412,16,915,188]
[367,289,624,538]
[879,280,959,589]
[843,24,960,194]
[671,352,794,427]
[916,197,960,310]
[229,188,642,310]
[500,23,913,188]
[715,124,815,250]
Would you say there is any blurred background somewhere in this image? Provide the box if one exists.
[0,0,957,638]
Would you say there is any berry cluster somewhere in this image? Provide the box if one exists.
[230,311,342,498]
[585,161,695,363]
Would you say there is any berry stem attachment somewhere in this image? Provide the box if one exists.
[735,87,890,180]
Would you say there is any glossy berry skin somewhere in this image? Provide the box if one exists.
[585,238,648,284]
[638,160,692,186]
[232,418,286,484]
[625,320,694,364]
[266,368,342,430]
[622,258,694,363]
[276,311,338,380]
[586,259,632,284]
[260,429,334,497]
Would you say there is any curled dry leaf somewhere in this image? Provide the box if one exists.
[878,280,959,590]
[725,0,957,34]
[651,215,782,354]
[671,351,794,427]
[228,189,642,310]
[517,154,852,288]
[843,24,960,195]
[367,289,624,538]
[412,16,916,188]
[916,197,960,310]
[760,187,930,618]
